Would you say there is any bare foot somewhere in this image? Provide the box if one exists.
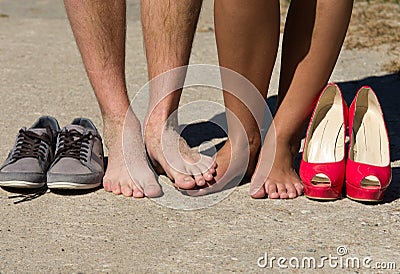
[182,138,260,196]
[145,120,216,190]
[250,137,303,199]
[214,138,259,182]
[102,114,162,198]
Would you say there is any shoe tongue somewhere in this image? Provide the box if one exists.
[65,124,85,134]
[28,128,48,135]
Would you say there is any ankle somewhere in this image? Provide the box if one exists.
[102,113,126,128]
[103,114,141,149]
[146,102,178,123]
[274,137,300,159]
[229,134,261,154]
[145,114,179,136]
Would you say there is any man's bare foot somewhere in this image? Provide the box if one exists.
[103,146,145,198]
[145,120,216,190]
[250,138,303,199]
[102,116,162,198]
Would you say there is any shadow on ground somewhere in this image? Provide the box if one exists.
[1,74,398,202]
[338,73,400,203]
[2,186,48,204]
[180,73,400,202]
[1,184,103,203]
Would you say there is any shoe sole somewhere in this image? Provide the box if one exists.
[346,195,382,203]
[305,194,340,201]
[303,184,342,201]
[47,181,101,190]
[0,181,46,189]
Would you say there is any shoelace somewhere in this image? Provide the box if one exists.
[8,186,48,204]
[55,129,93,162]
[12,129,52,161]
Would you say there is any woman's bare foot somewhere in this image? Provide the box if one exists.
[250,137,303,199]
[102,115,162,198]
[145,119,217,190]
[214,138,259,182]
[247,0,353,200]
[182,137,260,196]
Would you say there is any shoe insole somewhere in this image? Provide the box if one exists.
[307,103,344,186]
[307,104,345,163]
[353,104,389,188]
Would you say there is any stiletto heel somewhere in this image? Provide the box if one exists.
[346,86,391,202]
[300,83,347,200]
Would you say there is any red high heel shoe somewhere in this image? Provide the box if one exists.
[300,83,347,200]
[346,86,391,202]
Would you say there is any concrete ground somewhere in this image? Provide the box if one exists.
[0,0,399,273]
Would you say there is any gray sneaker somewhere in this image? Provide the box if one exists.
[47,118,104,190]
[0,116,60,188]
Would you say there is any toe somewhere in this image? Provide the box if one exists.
[111,181,122,195]
[208,162,217,173]
[277,183,289,199]
[201,157,216,174]
[250,175,267,198]
[173,173,196,190]
[199,163,215,182]
[141,178,163,198]
[132,188,144,198]
[208,162,217,175]
[188,166,206,187]
[250,165,268,196]
[202,169,215,182]
[163,165,196,190]
[103,180,111,191]
[294,182,304,195]
[285,183,298,199]
[121,183,134,197]
[267,181,280,199]
[203,172,214,182]
[250,184,267,199]
[194,175,206,187]
[143,183,163,198]
[131,168,163,198]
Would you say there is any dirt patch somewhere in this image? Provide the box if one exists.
[347,0,400,73]
[384,59,400,74]
[280,0,400,73]
[346,1,400,50]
